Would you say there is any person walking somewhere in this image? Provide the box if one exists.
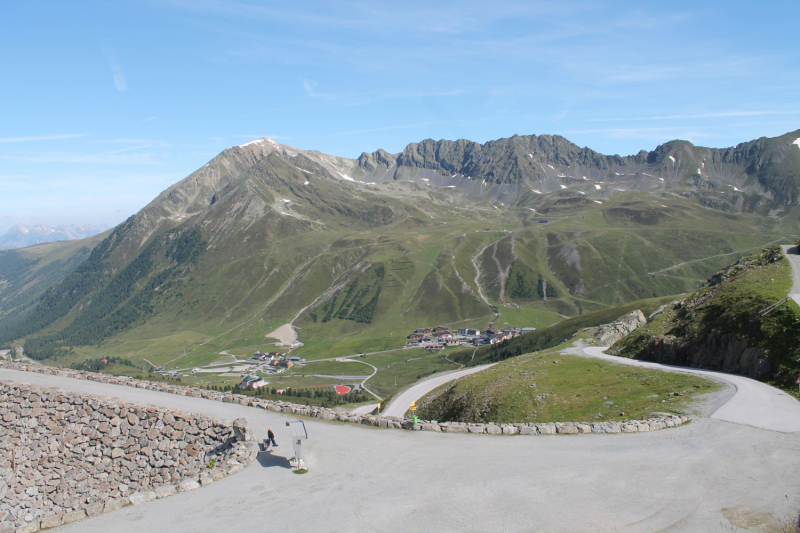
[266,428,278,448]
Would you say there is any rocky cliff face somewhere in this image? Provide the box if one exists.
[353,129,800,206]
[635,332,770,378]
[594,309,646,345]
[609,246,800,386]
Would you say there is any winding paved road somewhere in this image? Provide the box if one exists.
[782,244,800,306]
[349,403,380,415]
[2,366,800,532]
[578,346,800,433]
[5,246,800,531]
[382,364,495,418]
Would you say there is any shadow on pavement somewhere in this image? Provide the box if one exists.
[256,451,292,469]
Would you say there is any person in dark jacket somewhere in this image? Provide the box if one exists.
[266,428,278,447]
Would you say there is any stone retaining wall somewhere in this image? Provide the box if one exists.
[0,380,257,532]
[0,362,690,438]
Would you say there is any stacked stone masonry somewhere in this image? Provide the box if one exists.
[0,361,690,436]
[0,363,690,530]
[0,380,257,532]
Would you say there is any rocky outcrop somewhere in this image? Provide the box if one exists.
[0,381,257,532]
[594,310,646,346]
[708,246,783,286]
[636,332,771,379]
[356,149,397,172]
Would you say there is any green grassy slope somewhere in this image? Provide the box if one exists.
[611,246,800,392]
[450,295,683,367]
[0,231,110,323]
[5,193,796,370]
[416,335,720,423]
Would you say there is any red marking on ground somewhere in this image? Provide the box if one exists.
[282,385,352,394]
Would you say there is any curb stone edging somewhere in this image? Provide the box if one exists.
[0,379,258,532]
[0,361,690,437]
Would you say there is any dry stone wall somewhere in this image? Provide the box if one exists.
[0,380,257,533]
[0,362,690,438]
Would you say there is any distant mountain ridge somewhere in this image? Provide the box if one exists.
[351,130,800,207]
[0,130,798,367]
[0,224,109,250]
[128,129,800,249]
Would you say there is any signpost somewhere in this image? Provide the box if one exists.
[410,401,418,424]
[286,420,307,471]
[796,376,800,394]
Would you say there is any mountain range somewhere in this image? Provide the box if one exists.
[0,130,798,370]
[0,223,109,251]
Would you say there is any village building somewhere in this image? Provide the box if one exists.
[404,324,533,350]
[424,343,444,350]
[239,375,267,389]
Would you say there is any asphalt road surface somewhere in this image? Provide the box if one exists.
[349,403,379,415]
[782,244,800,306]
[579,346,800,433]
[2,368,799,532]
[382,364,495,418]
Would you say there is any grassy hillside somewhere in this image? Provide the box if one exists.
[450,294,682,367]
[416,335,720,423]
[611,246,800,393]
[5,192,796,370]
[1,135,797,393]
[0,231,109,324]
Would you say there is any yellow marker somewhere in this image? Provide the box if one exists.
[409,401,417,412]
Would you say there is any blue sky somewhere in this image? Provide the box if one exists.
[2,0,799,233]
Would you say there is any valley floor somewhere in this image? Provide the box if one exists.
[2,368,799,532]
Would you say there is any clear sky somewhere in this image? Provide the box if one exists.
[2,0,799,233]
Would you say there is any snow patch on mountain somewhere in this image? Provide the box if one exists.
[239,139,264,147]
